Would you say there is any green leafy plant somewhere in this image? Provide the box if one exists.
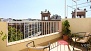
[8,26,23,42]
[0,31,7,41]
[62,20,71,36]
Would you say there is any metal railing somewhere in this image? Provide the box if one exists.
[50,42,59,50]
[26,40,50,51]
[8,21,60,42]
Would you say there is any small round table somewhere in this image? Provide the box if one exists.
[58,40,71,51]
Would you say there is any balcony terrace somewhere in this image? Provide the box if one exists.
[0,18,91,51]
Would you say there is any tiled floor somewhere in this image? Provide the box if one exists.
[20,39,91,51]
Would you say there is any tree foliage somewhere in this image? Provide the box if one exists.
[62,20,71,35]
[8,26,23,42]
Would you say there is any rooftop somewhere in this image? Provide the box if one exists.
[0,18,91,51]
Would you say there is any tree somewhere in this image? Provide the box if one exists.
[8,26,23,42]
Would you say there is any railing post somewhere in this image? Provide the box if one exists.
[58,21,62,33]
[24,22,25,38]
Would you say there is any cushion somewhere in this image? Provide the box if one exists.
[72,37,80,42]
[72,32,91,43]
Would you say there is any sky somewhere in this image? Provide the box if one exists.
[0,0,91,19]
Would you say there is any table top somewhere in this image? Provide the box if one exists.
[58,40,68,45]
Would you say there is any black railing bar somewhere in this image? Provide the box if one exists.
[49,42,51,51]
[50,42,59,48]
[50,45,60,50]
[43,45,50,49]
[50,45,59,49]
[26,40,35,47]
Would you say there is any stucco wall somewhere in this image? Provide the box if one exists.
[62,18,91,33]
[0,22,62,51]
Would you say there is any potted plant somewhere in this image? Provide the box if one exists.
[62,20,71,41]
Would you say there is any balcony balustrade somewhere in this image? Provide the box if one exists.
[8,21,60,43]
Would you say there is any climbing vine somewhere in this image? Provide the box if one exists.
[0,31,7,41]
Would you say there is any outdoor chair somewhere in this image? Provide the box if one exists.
[71,32,91,51]
[72,32,90,43]
[26,40,50,51]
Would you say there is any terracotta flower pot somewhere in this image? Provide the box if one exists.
[63,35,69,41]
